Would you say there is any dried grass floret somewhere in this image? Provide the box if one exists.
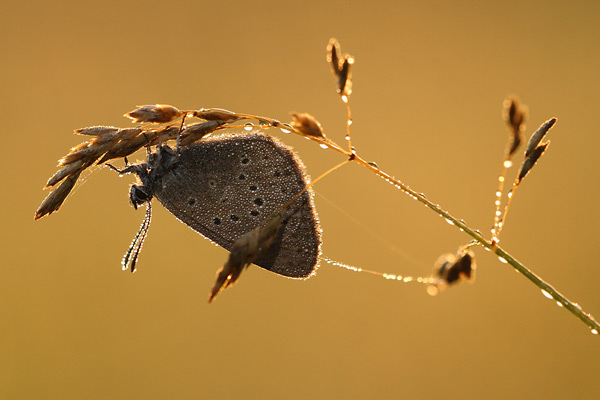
[327,38,353,98]
[74,126,119,136]
[503,97,528,157]
[517,142,549,184]
[209,213,282,303]
[125,104,183,123]
[35,170,83,220]
[290,112,325,138]
[193,108,240,122]
[179,120,224,146]
[428,249,476,295]
[525,118,556,157]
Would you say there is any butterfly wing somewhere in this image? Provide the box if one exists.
[153,133,321,278]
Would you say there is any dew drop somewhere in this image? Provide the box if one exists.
[498,256,508,264]
[427,285,439,296]
[445,218,454,226]
[541,289,553,299]
[498,176,505,182]
[244,122,254,131]
[280,124,292,134]
[556,301,563,308]
[591,329,598,335]
[319,143,329,149]
[495,191,502,197]
[348,119,353,126]
[504,160,513,168]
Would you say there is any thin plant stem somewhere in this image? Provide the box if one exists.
[297,129,599,334]
[357,156,599,333]
[280,158,351,213]
[343,98,354,154]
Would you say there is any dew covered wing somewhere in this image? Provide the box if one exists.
[153,133,321,278]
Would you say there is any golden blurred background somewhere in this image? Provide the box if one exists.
[2,0,599,399]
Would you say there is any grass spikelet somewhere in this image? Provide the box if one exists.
[209,213,282,303]
[193,108,240,122]
[179,121,224,146]
[74,126,119,136]
[125,104,183,123]
[35,170,82,220]
[290,112,325,138]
